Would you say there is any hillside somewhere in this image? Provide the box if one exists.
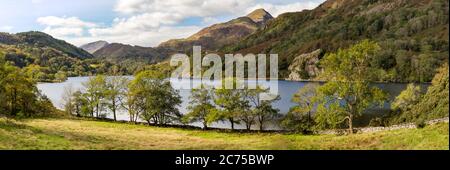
[0,31,103,81]
[158,9,273,53]
[0,117,447,150]
[1,31,93,59]
[93,43,165,73]
[222,0,449,82]
[80,40,109,54]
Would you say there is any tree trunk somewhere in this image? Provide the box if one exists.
[258,115,264,131]
[96,103,99,118]
[230,118,234,130]
[75,105,80,117]
[113,109,117,121]
[134,113,139,123]
[348,114,353,134]
[203,121,208,130]
[112,99,117,121]
[11,88,17,115]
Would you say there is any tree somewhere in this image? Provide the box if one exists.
[317,40,388,134]
[130,70,182,125]
[391,84,422,113]
[214,78,248,130]
[23,64,46,81]
[72,90,84,117]
[401,63,449,123]
[55,71,67,82]
[62,84,76,115]
[1,64,38,116]
[105,76,128,121]
[82,75,108,118]
[247,86,280,131]
[282,84,318,133]
[122,87,144,123]
[0,52,54,117]
[183,85,218,129]
[237,99,253,130]
[0,53,7,113]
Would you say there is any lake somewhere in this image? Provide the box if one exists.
[37,77,428,130]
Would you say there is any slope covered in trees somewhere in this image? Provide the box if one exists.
[1,31,92,59]
[0,32,118,82]
[0,51,56,117]
[222,0,449,82]
[391,63,449,124]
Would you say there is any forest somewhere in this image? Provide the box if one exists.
[222,0,449,82]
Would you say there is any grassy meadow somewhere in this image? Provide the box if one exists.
[0,117,448,150]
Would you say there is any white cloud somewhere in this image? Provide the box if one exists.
[37,16,97,28]
[114,0,254,17]
[35,0,323,47]
[43,27,84,37]
[66,26,201,47]
[37,16,98,37]
[89,12,184,37]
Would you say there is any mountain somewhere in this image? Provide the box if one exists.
[246,8,274,26]
[158,8,273,52]
[80,40,109,54]
[93,43,165,72]
[0,31,93,59]
[222,0,449,82]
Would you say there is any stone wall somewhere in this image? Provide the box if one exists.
[320,117,449,135]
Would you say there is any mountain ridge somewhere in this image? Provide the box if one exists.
[157,8,273,52]
[93,43,164,73]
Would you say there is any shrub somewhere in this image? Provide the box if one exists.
[415,118,426,129]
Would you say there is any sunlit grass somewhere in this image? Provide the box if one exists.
[0,117,448,150]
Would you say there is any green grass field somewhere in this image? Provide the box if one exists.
[0,117,448,150]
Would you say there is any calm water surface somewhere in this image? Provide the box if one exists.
[37,77,428,130]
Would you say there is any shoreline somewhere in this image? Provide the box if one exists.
[37,75,433,85]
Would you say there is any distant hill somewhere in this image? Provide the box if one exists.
[222,0,449,82]
[0,31,93,59]
[158,8,273,52]
[93,43,165,72]
[0,31,105,81]
[80,40,109,54]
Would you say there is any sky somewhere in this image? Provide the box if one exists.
[0,0,325,47]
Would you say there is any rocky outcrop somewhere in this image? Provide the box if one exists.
[287,49,322,81]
